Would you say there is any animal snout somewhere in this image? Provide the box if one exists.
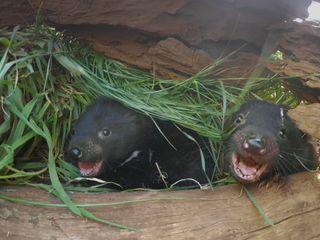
[66,138,103,162]
[243,134,267,155]
[69,146,83,159]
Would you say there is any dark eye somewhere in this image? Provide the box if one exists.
[100,128,111,137]
[234,114,245,126]
[279,128,286,138]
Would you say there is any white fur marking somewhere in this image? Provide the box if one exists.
[280,107,285,125]
[119,150,141,167]
[148,149,153,164]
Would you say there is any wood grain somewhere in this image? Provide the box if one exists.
[0,172,319,240]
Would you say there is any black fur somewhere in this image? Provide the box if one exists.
[65,97,213,189]
[225,100,316,184]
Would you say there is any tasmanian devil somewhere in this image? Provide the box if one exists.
[225,100,317,184]
[65,97,213,189]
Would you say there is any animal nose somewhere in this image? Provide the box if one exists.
[70,147,83,159]
[248,137,265,148]
[243,135,267,155]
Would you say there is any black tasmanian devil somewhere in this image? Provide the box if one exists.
[225,100,317,184]
[65,98,317,189]
[65,97,213,189]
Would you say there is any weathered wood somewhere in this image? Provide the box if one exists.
[1,0,316,83]
[0,172,319,240]
[5,0,309,43]
[0,1,34,28]
[264,21,320,103]
[289,103,320,139]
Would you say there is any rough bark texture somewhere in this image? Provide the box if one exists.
[289,103,320,139]
[0,172,319,240]
[0,1,35,27]
[265,21,320,102]
[1,2,320,239]
[3,1,318,131]
[289,104,320,161]
[22,0,311,45]
[0,0,319,86]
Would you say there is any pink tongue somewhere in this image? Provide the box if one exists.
[238,160,256,175]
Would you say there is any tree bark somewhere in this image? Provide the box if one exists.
[1,0,319,101]
[0,172,319,240]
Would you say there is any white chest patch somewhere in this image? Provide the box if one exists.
[119,150,141,167]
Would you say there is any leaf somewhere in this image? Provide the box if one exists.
[243,187,274,227]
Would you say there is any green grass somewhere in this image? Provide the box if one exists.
[243,186,275,227]
[0,24,300,229]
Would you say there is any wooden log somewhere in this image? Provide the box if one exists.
[1,1,319,101]
[0,172,319,240]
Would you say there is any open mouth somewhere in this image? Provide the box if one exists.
[78,160,103,177]
[231,152,270,183]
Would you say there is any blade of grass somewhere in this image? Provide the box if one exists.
[243,187,274,227]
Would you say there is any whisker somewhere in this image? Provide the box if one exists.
[293,153,318,172]
[281,150,316,163]
[276,155,292,175]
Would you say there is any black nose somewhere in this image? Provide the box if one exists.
[248,137,265,148]
[243,135,267,155]
[69,147,83,159]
